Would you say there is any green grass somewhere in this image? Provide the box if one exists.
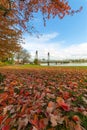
[0,64,87,70]
[0,64,41,69]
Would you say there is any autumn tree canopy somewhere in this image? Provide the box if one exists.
[0,13,22,60]
[0,0,22,60]
[0,0,82,60]
[0,0,82,31]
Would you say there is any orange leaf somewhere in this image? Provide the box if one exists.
[48,101,55,107]
[39,119,45,129]
[56,97,64,106]
[47,101,55,113]
[1,93,8,101]
[72,115,80,122]
[30,114,38,127]
[21,104,27,113]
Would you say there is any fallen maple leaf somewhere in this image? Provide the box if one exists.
[39,119,46,129]
[63,92,70,100]
[46,101,55,113]
[2,125,10,130]
[56,97,70,111]
[50,114,58,127]
[61,102,70,111]
[0,93,8,101]
[21,104,27,113]
[18,117,28,130]
[30,114,38,127]
[32,126,38,130]
[72,115,80,122]
[56,97,64,106]
[0,115,4,124]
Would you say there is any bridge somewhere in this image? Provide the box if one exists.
[39,60,69,66]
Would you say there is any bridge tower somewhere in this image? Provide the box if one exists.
[35,50,38,60]
[47,52,50,66]
[34,50,39,65]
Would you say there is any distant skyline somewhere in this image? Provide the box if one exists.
[22,0,87,60]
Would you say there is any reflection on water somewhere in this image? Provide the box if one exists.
[41,63,87,66]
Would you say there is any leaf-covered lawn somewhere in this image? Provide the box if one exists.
[0,68,87,130]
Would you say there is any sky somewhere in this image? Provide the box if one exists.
[22,0,87,60]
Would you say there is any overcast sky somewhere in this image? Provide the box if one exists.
[22,0,87,60]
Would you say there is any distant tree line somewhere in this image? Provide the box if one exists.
[0,48,31,65]
[60,59,87,63]
[39,58,87,64]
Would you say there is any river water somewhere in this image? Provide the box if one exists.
[40,63,87,66]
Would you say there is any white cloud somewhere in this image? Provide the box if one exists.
[21,32,87,60]
[24,32,58,43]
